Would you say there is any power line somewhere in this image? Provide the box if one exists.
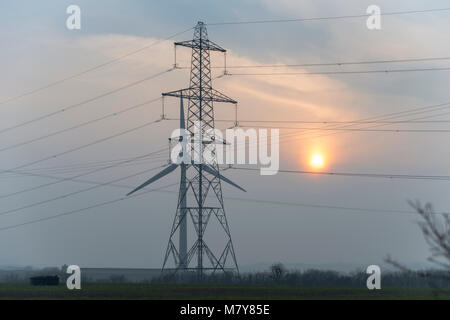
[0,148,167,200]
[0,155,167,178]
[168,101,450,140]
[231,167,450,181]
[26,154,163,172]
[225,66,450,76]
[166,101,450,158]
[0,182,179,233]
[258,100,450,146]
[224,196,416,215]
[152,184,422,215]
[166,117,450,124]
[240,119,450,124]
[0,27,194,106]
[0,161,166,189]
[192,56,450,70]
[0,170,416,216]
[0,163,169,217]
[0,180,431,233]
[0,69,172,135]
[211,101,450,151]
[0,156,168,179]
[0,118,162,174]
[240,125,450,133]
[277,102,450,144]
[207,7,450,26]
[0,97,161,153]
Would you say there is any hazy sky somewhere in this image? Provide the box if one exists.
[1,0,450,271]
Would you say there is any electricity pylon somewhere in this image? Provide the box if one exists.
[127,21,244,278]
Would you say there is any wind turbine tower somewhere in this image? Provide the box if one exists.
[128,21,245,278]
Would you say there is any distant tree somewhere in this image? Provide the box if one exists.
[270,263,286,283]
[385,201,450,295]
[411,201,450,269]
[2,273,20,283]
[109,274,127,283]
[387,201,449,270]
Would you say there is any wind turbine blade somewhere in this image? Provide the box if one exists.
[212,138,230,145]
[127,164,178,196]
[200,165,246,192]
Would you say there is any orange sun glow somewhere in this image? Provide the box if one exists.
[310,153,325,169]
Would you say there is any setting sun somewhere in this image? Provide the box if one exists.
[310,153,325,168]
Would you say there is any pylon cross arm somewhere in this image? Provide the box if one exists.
[162,88,237,104]
[175,39,226,52]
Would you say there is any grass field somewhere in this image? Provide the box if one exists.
[1,283,450,299]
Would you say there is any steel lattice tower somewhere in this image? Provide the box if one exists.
[128,22,244,278]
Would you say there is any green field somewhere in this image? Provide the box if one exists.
[0,283,449,300]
